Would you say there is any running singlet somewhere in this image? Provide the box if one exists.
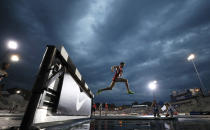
[112,66,123,81]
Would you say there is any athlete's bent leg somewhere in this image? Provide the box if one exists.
[125,79,130,92]
[116,78,130,92]
[116,78,134,94]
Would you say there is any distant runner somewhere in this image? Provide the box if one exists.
[151,100,160,117]
[92,103,97,116]
[165,103,175,117]
[97,62,134,95]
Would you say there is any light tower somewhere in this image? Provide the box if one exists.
[187,54,207,96]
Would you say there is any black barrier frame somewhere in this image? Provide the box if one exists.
[20,45,94,130]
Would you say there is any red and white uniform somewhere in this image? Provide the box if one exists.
[112,66,123,81]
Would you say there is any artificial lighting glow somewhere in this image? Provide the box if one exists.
[7,40,18,50]
[16,90,21,94]
[153,80,157,84]
[195,88,200,92]
[148,80,157,90]
[10,54,20,62]
[187,54,195,61]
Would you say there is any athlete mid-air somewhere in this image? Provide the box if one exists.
[97,62,134,95]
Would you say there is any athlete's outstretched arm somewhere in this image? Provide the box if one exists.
[111,66,118,72]
[119,72,123,77]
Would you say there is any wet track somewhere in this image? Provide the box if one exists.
[2,116,210,130]
[49,118,210,130]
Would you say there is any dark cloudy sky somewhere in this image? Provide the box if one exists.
[0,0,210,104]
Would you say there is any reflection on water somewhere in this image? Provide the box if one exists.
[69,123,90,130]
[68,119,210,130]
[47,118,210,130]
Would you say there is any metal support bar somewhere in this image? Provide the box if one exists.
[20,46,57,130]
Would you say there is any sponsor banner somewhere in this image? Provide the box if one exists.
[57,73,91,116]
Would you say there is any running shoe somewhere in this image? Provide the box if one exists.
[128,90,134,94]
[96,90,102,95]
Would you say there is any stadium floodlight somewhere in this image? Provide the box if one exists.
[10,54,20,62]
[16,90,21,94]
[148,80,157,100]
[187,54,195,61]
[7,40,18,50]
[148,80,157,90]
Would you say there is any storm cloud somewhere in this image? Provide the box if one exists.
[0,0,210,104]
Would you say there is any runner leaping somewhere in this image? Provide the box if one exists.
[97,62,134,95]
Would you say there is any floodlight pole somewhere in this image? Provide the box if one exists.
[191,59,206,96]
[153,91,156,100]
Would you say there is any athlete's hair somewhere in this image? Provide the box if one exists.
[120,62,125,65]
